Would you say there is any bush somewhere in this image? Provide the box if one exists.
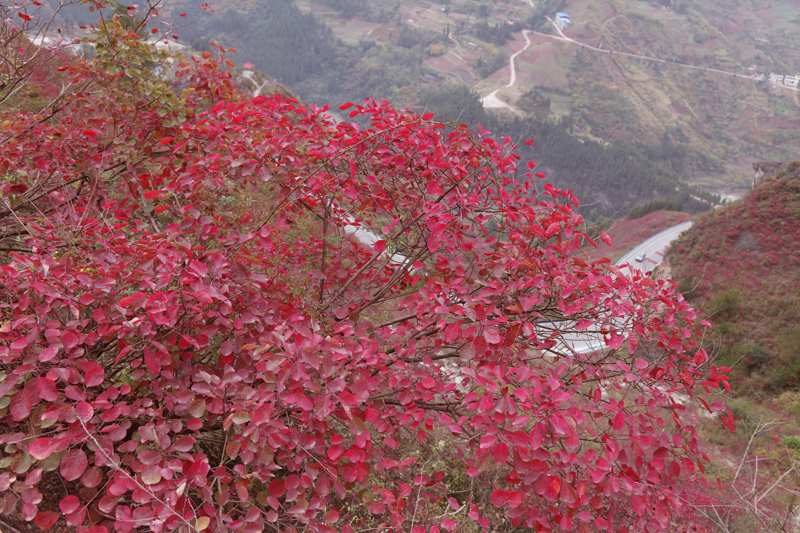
[783,435,800,450]
[773,391,800,416]
[711,288,741,321]
[0,5,732,533]
[428,43,446,56]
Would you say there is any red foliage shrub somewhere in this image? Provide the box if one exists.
[0,5,729,533]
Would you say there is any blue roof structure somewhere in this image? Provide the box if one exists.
[556,12,571,18]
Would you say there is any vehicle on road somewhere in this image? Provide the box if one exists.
[635,253,646,262]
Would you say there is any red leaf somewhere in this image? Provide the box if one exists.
[10,390,31,421]
[11,337,28,350]
[426,181,443,196]
[422,113,434,120]
[268,479,285,497]
[492,442,509,464]
[75,401,94,422]
[189,260,208,277]
[19,12,33,21]
[61,450,88,481]
[503,324,520,347]
[479,435,496,449]
[144,348,161,374]
[483,328,501,345]
[36,378,58,402]
[34,511,59,530]
[81,467,103,488]
[29,438,61,460]
[61,331,79,350]
[447,497,460,511]
[325,510,340,524]
[160,137,174,145]
[490,490,508,507]
[38,346,58,362]
[84,363,104,387]
[59,495,80,515]
[561,483,578,505]
[25,468,42,486]
[373,240,387,254]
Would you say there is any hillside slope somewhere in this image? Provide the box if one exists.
[136,0,716,220]
[560,0,800,194]
[668,169,800,394]
[49,0,800,196]
[280,0,800,195]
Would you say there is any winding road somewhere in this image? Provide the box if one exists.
[480,30,532,111]
[540,17,790,89]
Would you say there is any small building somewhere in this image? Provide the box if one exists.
[784,75,800,87]
[745,65,765,76]
[769,73,784,84]
[555,12,572,30]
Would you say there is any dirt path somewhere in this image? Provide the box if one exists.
[507,30,531,88]
[241,71,271,97]
[480,30,531,112]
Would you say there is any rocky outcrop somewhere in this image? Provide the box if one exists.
[753,161,800,188]
[734,230,762,254]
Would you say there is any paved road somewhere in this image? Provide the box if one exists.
[552,221,694,354]
[616,221,693,275]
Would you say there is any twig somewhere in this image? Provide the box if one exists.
[77,420,201,533]
[0,518,25,533]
